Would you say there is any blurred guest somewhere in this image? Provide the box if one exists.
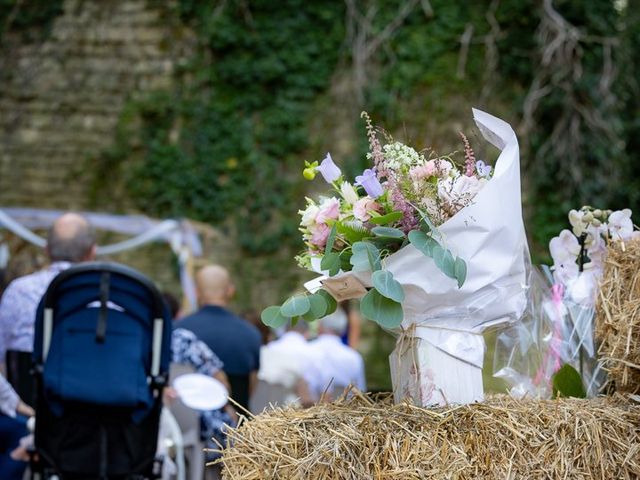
[242,308,272,345]
[171,327,236,448]
[306,308,366,401]
[252,320,316,412]
[177,265,261,411]
[0,373,34,479]
[0,213,96,367]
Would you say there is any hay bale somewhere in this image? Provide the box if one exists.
[596,238,640,394]
[214,394,640,479]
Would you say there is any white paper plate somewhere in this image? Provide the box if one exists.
[172,373,228,411]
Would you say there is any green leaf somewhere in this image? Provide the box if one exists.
[317,289,337,315]
[552,364,587,398]
[371,270,405,302]
[302,293,328,321]
[339,249,353,271]
[324,224,337,254]
[280,295,311,317]
[320,252,341,276]
[350,241,381,272]
[371,226,405,239]
[369,211,403,225]
[360,289,403,328]
[261,305,289,328]
[432,245,456,279]
[454,257,467,288]
[408,230,438,257]
[336,221,369,244]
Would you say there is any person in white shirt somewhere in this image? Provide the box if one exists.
[252,321,315,411]
[306,308,366,401]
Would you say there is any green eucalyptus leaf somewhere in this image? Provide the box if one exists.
[454,257,467,288]
[371,226,405,239]
[320,252,341,276]
[369,211,403,225]
[303,293,328,321]
[280,295,311,317]
[432,245,456,279]
[261,305,289,328]
[350,241,381,272]
[408,230,438,257]
[317,289,337,315]
[360,289,403,328]
[552,364,587,398]
[372,270,405,302]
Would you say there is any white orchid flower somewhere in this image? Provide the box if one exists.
[608,209,634,241]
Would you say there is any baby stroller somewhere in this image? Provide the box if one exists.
[30,262,172,479]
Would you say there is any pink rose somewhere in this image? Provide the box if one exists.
[309,223,331,248]
[315,197,340,224]
[353,197,380,222]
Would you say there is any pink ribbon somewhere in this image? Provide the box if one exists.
[533,284,565,386]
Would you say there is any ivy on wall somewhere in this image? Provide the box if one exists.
[0,0,63,41]
[99,0,346,256]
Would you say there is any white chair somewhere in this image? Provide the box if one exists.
[169,363,205,480]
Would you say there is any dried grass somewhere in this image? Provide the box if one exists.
[214,393,640,479]
[596,238,640,394]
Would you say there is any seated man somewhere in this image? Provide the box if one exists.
[306,308,366,401]
[254,320,315,410]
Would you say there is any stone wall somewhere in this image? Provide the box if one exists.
[0,0,200,290]
[0,0,192,209]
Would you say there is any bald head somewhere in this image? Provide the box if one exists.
[47,213,96,263]
[196,264,235,306]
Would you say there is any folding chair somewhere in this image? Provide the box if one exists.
[30,262,172,479]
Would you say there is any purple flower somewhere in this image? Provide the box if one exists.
[355,168,384,199]
[475,160,492,178]
[316,153,341,183]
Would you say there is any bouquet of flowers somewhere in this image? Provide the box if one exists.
[494,207,639,399]
[263,109,530,406]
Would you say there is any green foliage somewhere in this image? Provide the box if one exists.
[552,364,587,399]
[100,0,345,255]
[360,288,403,328]
[0,0,63,41]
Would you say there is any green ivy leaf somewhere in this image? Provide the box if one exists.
[317,289,337,315]
[280,295,310,317]
[261,305,289,328]
[371,226,405,239]
[320,252,341,276]
[350,241,381,272]
[369,211,403,225]
[372,270,404,302]
[454,257,467,288]
[552,364,587,398]
[360,289,403,328]
[302,292,328,321]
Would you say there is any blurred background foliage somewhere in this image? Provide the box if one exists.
[2,0,638,390]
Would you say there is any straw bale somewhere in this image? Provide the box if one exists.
[214,393,640,479]
[596,238,640,394]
